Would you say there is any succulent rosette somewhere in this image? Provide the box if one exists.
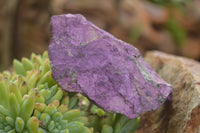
[0,52,92,133]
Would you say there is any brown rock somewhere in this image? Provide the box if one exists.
[62,0,116,28]
[181,38,200,60]
[136,51,200,133]
[143,1,169,24]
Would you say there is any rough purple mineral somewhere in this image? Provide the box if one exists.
[48,14,172,119]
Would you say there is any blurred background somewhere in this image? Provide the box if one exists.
[1,0,200,71]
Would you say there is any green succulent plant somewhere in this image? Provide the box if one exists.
[0,51,139,133]
[0,78,92,133]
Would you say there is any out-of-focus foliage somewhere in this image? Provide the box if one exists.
[148,0,189,6]
[165,16,187,47]
[0,0,200,71]
[129,26,142,44]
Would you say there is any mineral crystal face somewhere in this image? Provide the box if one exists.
[48,14,172,119]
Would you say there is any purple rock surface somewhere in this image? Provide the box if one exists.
[48,14,172,119]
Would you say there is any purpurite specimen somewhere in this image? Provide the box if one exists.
[49,14,172,119]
